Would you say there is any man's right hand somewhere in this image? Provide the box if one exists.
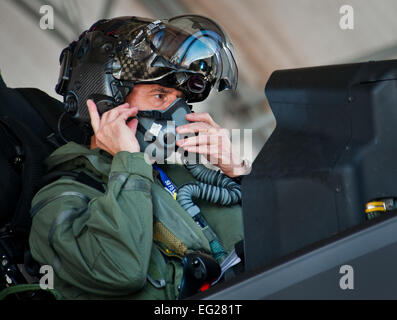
[87,99,140,156]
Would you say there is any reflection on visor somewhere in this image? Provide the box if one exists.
[170,31,222,66]
[145,17,237,91]
[150,29,221,76]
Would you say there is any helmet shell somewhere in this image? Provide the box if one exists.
[56,15,238,123]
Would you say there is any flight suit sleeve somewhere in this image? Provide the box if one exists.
[29,151,155,297]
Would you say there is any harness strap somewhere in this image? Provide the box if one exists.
[31,170,105,220]
[37,171,105,194]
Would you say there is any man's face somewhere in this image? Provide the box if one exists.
[125,83,184,111]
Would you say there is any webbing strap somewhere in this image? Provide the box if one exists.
[38,171,105,194]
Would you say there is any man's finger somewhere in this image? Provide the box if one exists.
[127,118,138,135]
[103,103,130,122]
[176,122,212,134]
[176,134,216,147]
[185,112,220,128]
[120,106,139,120]
[87,99,100,133]
[182,144,217,155]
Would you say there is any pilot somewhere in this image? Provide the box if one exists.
[29,15,250,299]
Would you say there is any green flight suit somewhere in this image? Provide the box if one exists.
[29,142,243,299]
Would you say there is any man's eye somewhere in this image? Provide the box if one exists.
[156,94,165,100]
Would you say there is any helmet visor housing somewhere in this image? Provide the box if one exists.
[113,15,238,102]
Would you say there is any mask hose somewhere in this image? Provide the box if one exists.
[176,162,242,262]
[184,162,241,204]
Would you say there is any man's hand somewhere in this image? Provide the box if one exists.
[87,99,140,156]
[176,112,247,178]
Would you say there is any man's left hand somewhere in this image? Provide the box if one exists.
[176,112,248,178]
